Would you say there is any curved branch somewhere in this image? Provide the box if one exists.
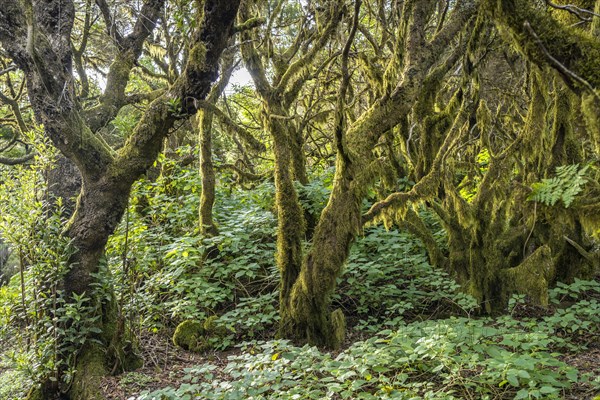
[334,0,361,163]
[277,2,344,95]
[0,152,34,165]
[524,21,599,99]
[216,162,267,181]
[0,90,28,134]
[545,0,600,22]
[95,0,124,45]
[564,235,599,269]
[113,0,241,183]
[362,96,471,224]
[0,64,17,76]
[85,0,165,132]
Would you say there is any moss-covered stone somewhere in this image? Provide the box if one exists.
[173,320,205,351]
[173,317,230,353]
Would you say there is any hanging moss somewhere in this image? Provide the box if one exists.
[549,0,597,26]
[579,203,600,236]
[445,66,542,313]
[188,42,207,66]
[581,93,600,152]
[548,86,576,167]
[400,207,448,269]
[476,100,492,138]
[483,0,600,89]
[593,1,600,37]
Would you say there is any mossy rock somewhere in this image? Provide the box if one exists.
[173,317,230,353]
[203,315,228,337]
[173,320,206,352]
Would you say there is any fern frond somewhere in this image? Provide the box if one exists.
[527,164,588,208]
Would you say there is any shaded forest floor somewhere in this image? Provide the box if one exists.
[99,316,600,400]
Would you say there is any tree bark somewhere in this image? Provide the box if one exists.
[198,47,236,238]
[279,159,360,347]
[198,109,219,237]
[47,154,82,216]
[482,0,600,89]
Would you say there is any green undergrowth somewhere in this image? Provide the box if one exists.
[2,157,600,399]
[137,278,600,399]
[0,147,106,397]
[0,369,29,400]
[107,161,475,346]
[107,156,280,344]
[336,225,477,332]
[103,161,600,400]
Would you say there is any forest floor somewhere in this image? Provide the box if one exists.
[100,325,600,400]
[101,332,237,400]
[2,217,599,399]
[561,347,600,399]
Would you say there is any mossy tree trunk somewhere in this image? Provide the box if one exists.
[432,12,600,309]
[239,0,346,331]
[277,0,477,348]
[198,48,236,238]
[47,155,82,216]
[281,163,358,347]
[482,0,600,89]
[0,1,241,398]
[239,0,345,237]
[481,0,600,157]
[60,175,136,399]
[353,1,600,315]
[593,0,600,37]
[278,0,600,324]
[270,110,307,331]
[199,109,219,237]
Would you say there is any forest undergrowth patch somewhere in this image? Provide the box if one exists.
[1,170,599,400]
[115,182,600,400]
[129,286,600,400]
